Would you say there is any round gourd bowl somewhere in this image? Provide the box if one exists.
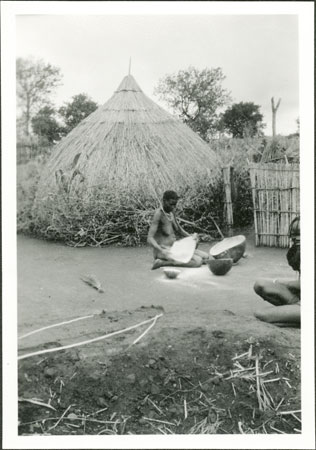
[209,235,246,263]
[163,268,181,279]
[207,258,233,276]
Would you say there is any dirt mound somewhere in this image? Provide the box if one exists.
[18,326,301,435]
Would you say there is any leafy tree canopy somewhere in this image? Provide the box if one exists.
[154,66,231,141]
[16,57,63,136]
[219,102,265,138]
[59,93,98,135]
[31,105,63,144]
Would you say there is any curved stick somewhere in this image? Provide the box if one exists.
[18,314,95,340]
[18,314,163,361]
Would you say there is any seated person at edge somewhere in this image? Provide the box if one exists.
[147,190,209,270]
[253,216,300,327]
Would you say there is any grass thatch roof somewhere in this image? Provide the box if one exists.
[36,74,220,202]
[32,74,223,245]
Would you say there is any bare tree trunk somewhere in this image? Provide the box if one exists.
[25,96,31,137]
[271,97,281,137]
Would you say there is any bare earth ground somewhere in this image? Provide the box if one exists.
[17,231,301,435]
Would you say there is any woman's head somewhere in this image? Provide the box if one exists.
[287,216,300,272]
[162,190,179,213]
[286,243,300,272]
[289,216,300,244]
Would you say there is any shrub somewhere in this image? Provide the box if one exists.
[17,157,44,233]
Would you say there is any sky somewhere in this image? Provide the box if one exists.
[16,12,299,136]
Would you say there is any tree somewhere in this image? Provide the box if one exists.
[16,57,63,136]
[31,105,63,144]
[219,102,265,138]
[154,66,231,141]
[59,93,98,135]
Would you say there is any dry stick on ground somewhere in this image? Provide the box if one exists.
[291,413,301,423]
[275,398,285,411]
[18,397,56,411]
[143,417,176,427]
[270,424,286,434]
[49,405,73,431]
[277,409,301,416]
[28,416,121,429]
[147,398,164,416]
[86,407,108,418]
[130,314,161,346]
[232,351,249,360]
[184,399,188,420]
[255,357,263,410]
[18,313,163,360]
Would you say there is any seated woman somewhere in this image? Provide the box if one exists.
[253,217,300,327]
[147,190,208,270]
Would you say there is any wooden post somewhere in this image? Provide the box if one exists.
[222,166,234,236]
[271,97,281,137]
[249,165,259,246]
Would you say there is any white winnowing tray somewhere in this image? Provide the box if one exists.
[168,236,196,263]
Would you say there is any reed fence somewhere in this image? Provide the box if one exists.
[249,163,300,247]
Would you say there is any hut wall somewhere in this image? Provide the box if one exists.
[249,163,300,247]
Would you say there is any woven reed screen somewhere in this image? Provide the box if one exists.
[249,163,300,247]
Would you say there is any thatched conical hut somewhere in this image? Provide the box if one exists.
[33,74,221,246]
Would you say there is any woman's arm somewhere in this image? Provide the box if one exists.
[173,214,190,237]
[147,210,172,259]
[147,210,163,251]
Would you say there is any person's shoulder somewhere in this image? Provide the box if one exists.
[153,208,163,220]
